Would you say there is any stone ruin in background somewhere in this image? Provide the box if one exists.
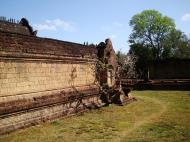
[0,17,135,134]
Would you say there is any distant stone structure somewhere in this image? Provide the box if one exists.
[0,18,133,134]
[121,59,190,90]
[148,59,190,79]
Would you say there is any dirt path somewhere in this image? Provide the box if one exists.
[118,95,168,142]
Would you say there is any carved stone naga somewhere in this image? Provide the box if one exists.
[19,18,37,36]
[97,39,133,105]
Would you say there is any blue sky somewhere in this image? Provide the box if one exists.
[1,0,190,52]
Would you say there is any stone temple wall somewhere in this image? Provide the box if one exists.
[149,59,190,79]
[0,31,100,134]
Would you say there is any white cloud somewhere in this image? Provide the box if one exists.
[34,18,76,32]
[33,24,56,31]
[109,34,117,39]
[181,13,190,21]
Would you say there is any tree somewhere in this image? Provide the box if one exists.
[116,51,138,79]
[116,51,128,77]
[129,10,176,60]
[162,29,190,59]
[116,51,127,68]
[129,43,153,79]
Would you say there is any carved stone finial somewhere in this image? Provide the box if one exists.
[19,18,37,36]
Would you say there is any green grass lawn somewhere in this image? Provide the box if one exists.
[0,91,190,142]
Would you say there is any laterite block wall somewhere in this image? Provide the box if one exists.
[149,59,190,79]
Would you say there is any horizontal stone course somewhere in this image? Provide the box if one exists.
[0,94,101,135]
[0,85,99,115]
[0,31,97,59]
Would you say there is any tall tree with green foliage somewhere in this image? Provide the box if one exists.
[129,43,153,79]
[129,10,176,60]
[162,29,190,59]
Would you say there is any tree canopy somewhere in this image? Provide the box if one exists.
[129,10,176,60]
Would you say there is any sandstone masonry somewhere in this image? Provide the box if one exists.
[0,21,100,134]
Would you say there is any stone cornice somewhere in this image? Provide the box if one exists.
[0,51,97,63]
